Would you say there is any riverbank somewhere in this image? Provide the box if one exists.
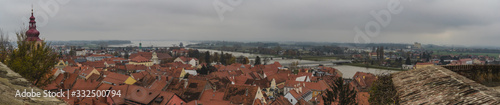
[344,63,405,71]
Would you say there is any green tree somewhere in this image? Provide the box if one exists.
[68,49,76,56]
[243,57,249,64]
[0,28,12,62]
[124,51,129,59]
[5,31,57,87]
[205,51,210,64]
[220,51,225,65]
[405,57,411,65]
[369,75,399,104]
[254,56,261,65]
[322,77,357,105]
[228,56,236,65]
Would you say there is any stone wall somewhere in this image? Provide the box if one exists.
[392,66,500,104]
[0,62,66,105]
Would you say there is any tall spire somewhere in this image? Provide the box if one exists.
[26,7,41,41]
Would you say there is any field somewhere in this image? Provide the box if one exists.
[345,63,405,71]
[432,51,499,58]
[300,56,339,61]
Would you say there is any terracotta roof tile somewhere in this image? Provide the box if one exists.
[223,85,258,105]
[125,85,160,104]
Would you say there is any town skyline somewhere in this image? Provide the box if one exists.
[1,0,500,47]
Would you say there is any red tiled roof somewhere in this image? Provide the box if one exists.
[87,73,101,81]
[109,85,129,104]
[352,72,377,92]
[130,55,151,62]
[154,91,176,105]
[79,66,96,77]
[130,52,153,60]
[63,73,79,89]
[200,89,226,102]
[166,93,186,105]
[357,92,370,105]
[126,64,148,71]
[131,71,149,80]
[81,61,106,68]
[223,85,258,105]
[270,96,293,105]
[125,85,160,104]
[44,74,65,90]
[157,53,173,60]
[102,72,130,85]
[62,66,78,73]
[148,76,167,91]
[72,79,100,90]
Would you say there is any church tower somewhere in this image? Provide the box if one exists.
[152,52,159,64]
[25,8,43,47]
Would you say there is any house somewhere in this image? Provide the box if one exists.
[350,72,377,92]
[86,54,113,61]
[197,89,232,105]
[81,61,106,69]
[130,52,172,65]
[75,49,87,56]
[402,64,414,70]
[129,55,154,66]
[171,48,189,56]
[459,58,473,65]
[223,85,265,105]
[55,60,68,69]
[173,56,199,67]
[185,69,198,76]
[473,59,484,65]
[124,85,161,105]
[78,66,100,80]
[282,80,329,98]
[284,89,306,105]
[164,78,209,102]
[125,64,148,73]
[269,96,293,105]
[151,91,186,105]
[62,73,79,90]
[102,72,137,85]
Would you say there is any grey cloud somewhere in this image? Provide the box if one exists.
[0,0,499,47]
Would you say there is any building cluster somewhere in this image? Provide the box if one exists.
[43,47,378,105]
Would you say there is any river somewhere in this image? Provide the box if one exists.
[196,48,398,78]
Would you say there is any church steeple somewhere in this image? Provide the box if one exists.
[25,7,41,41]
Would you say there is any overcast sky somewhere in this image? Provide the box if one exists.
[1,0,499,47]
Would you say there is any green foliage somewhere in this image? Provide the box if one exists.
[4,31,57,87]
[405,57,411,65]
[254,56,261,65]
[0,29,12,62]
[322,77,357,105]
[369,74,399,105]
[124,51,129,59]
[205,51,210,64]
